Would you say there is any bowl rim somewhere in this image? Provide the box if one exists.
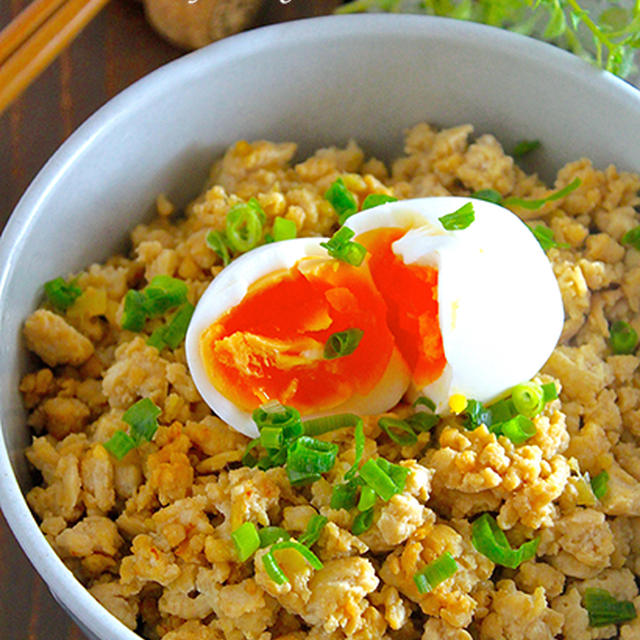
[1,12,639,639]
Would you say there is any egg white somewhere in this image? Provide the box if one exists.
[186,238,410,437]
[345,196,564,413]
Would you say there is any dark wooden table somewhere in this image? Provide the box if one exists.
[0,2,339,638]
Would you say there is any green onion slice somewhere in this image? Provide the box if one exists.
[378,417,418,446]
[413,396,436,412]
[352,508,374,535]
[621,226,640,251]
[258,526,291,548]
[511,382,545,418]
[471,513,539,568]
[357,485,377,512]
[260,426,284,450]
[298,515,328,547]
[320,226,367,266]
[286,436,339,485]
[103,430,137,460]
[344,420,365,481]
[542,382,558,402]
[324,177,358,224]
[262,540,324,584]
[44,277,82,311]
[242,438,261,468]
[303,413,362,437]
[205,230,231,266]
[361,194,398,210]
[232,521,261,562]
[359,458,407,502]
[413,551,458,594]
[439,202,475,230]
[583,588,637,627]
[226,198,265,253]
[407,412,440,432]
[148,302,195,351]
[503,177,581,210]
[324,328,364,359]
[511,139,541,158]
[272,216,297,241]
[591,470,610,500]
[253,403,302,437]
[472,189,503,204]
[123,397,162,444]
[330,480,360,511]
[121,289,148,332]
[143,275,188,317]
[609,320,638,355]
[497,414,537,444]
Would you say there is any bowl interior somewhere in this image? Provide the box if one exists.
[1,13,639,640]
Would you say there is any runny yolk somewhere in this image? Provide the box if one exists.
[357,227,446,387]
[200,257,395,414]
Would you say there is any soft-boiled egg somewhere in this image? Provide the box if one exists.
[186,238,410,437]
[186,197,564,437]
[344,196,564,413]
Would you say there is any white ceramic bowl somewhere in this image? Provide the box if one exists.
[1,14,639,640]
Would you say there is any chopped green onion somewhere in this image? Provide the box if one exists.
[232,522,261,562]
[330,480,360,511]
[609,320,638,355]
[531,225,569,252]
[407,412,439,432]
[272,216,297,241]
[413,551,458,594]
[357,485,377,512]
[253,403,302,436]
[472,189,503,204]
[498,415,536,445]
[511,382,545,418]
[591,470,610,500]
[324,177,358,224]
[361,194,398,210]
[260,426,284,450]
[143,275,188,317]
[471,513,539,569]
[298,515,328,547]
[225,198,265,253]
[413,396,436,412]
[352,508,374,535]
[262,540,324,584]
[542,382,558,403]
[378,417,418,446]
[262,550,289,584]
[123,397,162,444]
[121,289,147,332]
[465,397,516,431]
[621,226,640,251]
[286,436,339,485]
[242,438,261,467]
[258,526,291,548]
[439,202,475,231]
[206,230,231,266]
[344,420,365,481]
[103,430,137,460]
[503,177,581,210]
[303,413,362,437]
[320,226,367,267]
[359,458,408,502]
[375,457,409,493]
[44,277,82,311]
[147,302,195,351]
[324,328,364,360]
[511,139,541,158]
[583,588,637,627]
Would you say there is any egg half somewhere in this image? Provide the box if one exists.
[186,197,564,437]
[344,196,564,412]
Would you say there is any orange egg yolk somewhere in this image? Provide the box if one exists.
[200,257,395,414]
[357,227,446,387]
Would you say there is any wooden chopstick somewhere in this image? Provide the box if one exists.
[0,0,111,115]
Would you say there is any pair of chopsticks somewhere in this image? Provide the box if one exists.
[0,0,111,115]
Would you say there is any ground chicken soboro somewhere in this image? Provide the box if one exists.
[21,123,640,639]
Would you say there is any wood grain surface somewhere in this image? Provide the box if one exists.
[0,2,339,638]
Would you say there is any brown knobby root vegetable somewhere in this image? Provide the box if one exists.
[143,0,265,49]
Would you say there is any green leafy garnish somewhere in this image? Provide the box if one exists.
[44,277,82,311]
[609,320,638,354]
[502,177,581,210]
[621,226,640,250]
[226,198,265,253]
[361,194,398,210]
[583,588,637,627]
[336,1,640,79]
[324,328,364,359]
[439,202,475,230]
[471,513,539,568]
[590,470,610,500]
[325,177,359,224]
[320,226,367,266]
[531,225,570,251]
[512,139,541,157]
[103,397,162,459]
[413,551,458,594]
[205,230,231,266]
